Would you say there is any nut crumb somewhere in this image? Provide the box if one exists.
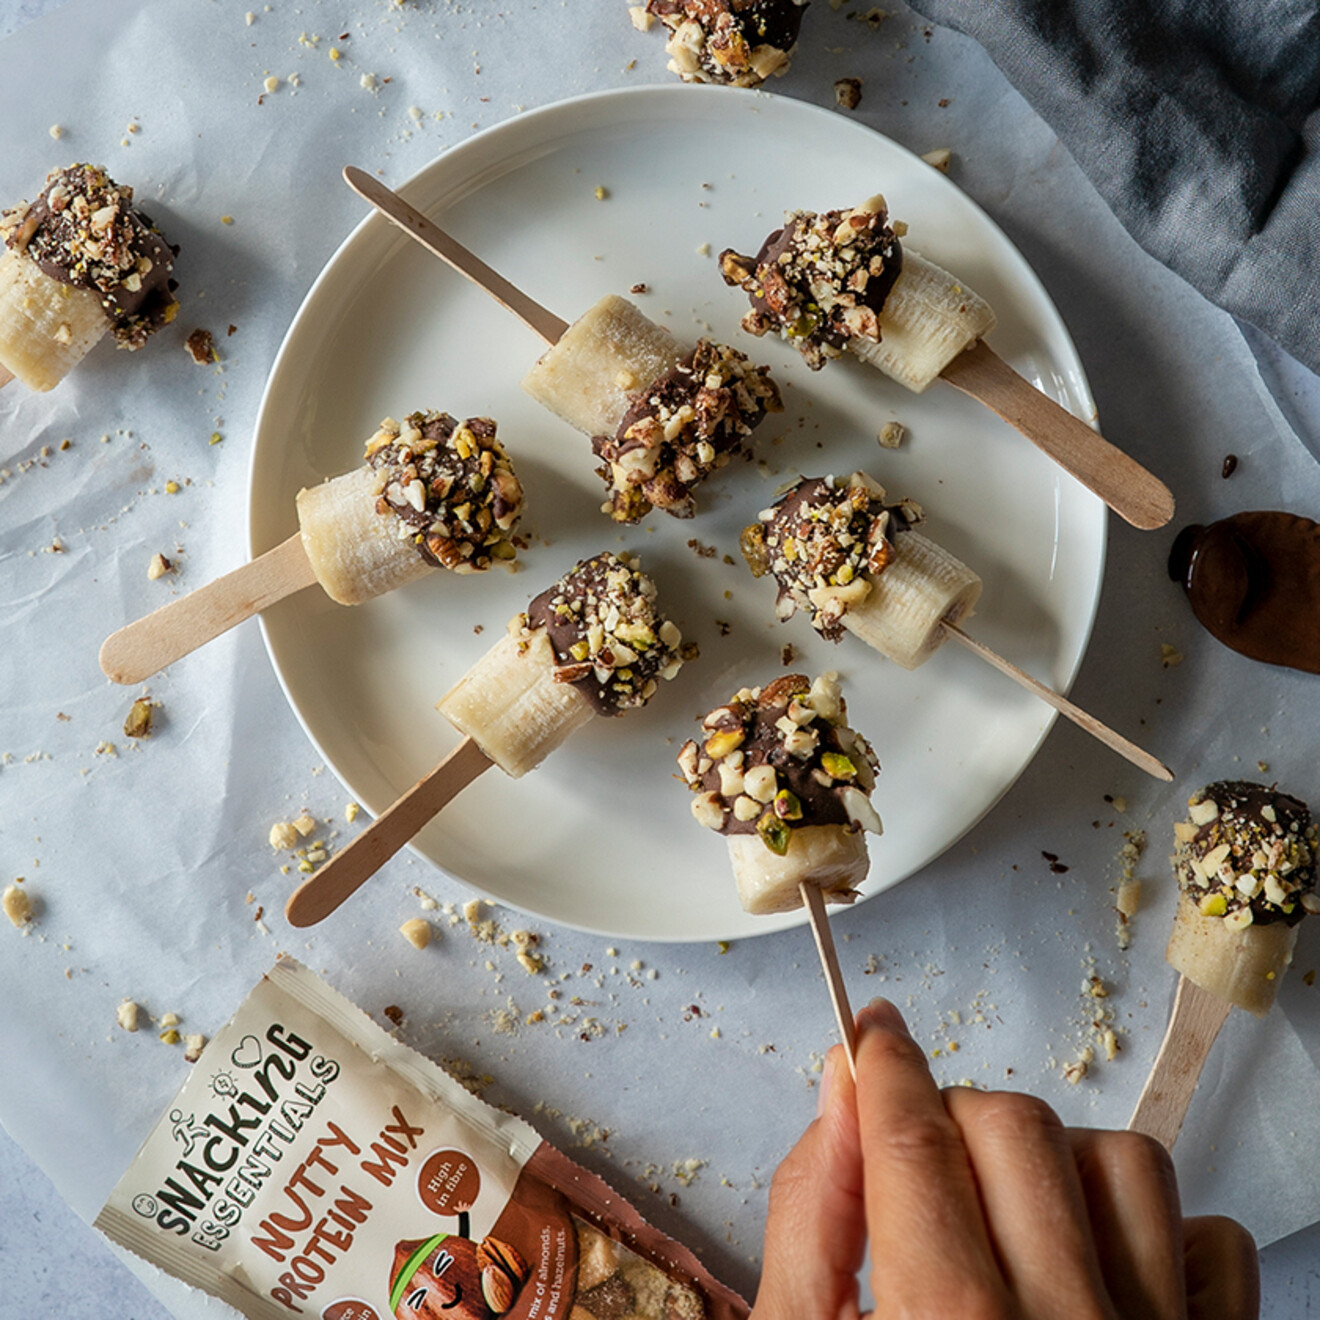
[1160,643,1184,669]
[147,552,172,580]
[3,884,33,928]
[400,917,432,949]
[184,1033,206,1062]
[630,282,649,294]
[117,1000,141,1032]
[345,801,360,823]
[269,821,298,850]
[292,810,317,836]
[594,185,609,201]
[49,124,64,139]
[922,147,953,172]
[878,420,906,449]
[834,78,862,110]
[123,697,155,739]
[383,1004,405,1026]
[184,328,216,364]
[628,5,654,30]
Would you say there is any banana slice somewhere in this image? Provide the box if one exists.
[297,411,523,607]
[0,250,107,392]
[439,626,595,778]
[839,531,982,670]
[442,552,684,779]
[1165,780,1319,1016]
[521,294,685,438]
[727,826,869,916]
[678,673,881,915]
[296,467,432,606]
[851,250,996,393]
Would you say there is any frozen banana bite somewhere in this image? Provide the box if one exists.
[440,552,685,777]
[1165,781,1320,1016]
[741,471,981,668]
[678,672,881,915]
[0,163,179,390]
[638,0,810,87]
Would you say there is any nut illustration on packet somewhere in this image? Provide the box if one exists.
[95,958,744,1320]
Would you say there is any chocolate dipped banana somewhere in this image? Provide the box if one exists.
[100,409,524,685]
[439,551,684,778]
[1165,781,1320,1016]
[285,553,685,926]
[741,472,1171,780]
[0,164,178,391]
[719,195,991,390]
[296,410,523,605]
[637,0,810,88]
[742,471,980,669]
[718,195,1176,530]
[521,294,781,523]
[678,672,881,915]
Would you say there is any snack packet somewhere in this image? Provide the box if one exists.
[95,957,747,1320]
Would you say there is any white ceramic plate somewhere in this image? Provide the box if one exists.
[250,85,1105,942]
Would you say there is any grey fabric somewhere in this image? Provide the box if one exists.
[905,0,1320,374]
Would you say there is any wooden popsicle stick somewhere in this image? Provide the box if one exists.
[0,364,14,389]
[98,531,318,684]
[800,881,858,1080]
[1128,976,1231,1150]
[343,166,569,346]
[940,341,1175,531]
[285,736,494,927]
[941,621,1173,782]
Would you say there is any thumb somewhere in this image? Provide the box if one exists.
[752,1045,867,1320]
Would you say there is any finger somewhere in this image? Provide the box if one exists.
[1068,1129,1185,1319]
[944,1090,1115,1319]
[753,1045,867,1320]
[1184,1216,1259,1320]
[853,1000,1006,1315]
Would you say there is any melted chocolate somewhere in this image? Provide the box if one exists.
[1168,511,1320,674]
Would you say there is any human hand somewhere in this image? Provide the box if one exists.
[753,999,1258,1320]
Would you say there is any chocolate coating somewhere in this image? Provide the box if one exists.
[526,553,683,716]
[1174,780,1318,926]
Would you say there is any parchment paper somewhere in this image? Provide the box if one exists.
[2,3,1319,1318]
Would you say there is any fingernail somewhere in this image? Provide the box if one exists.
[816,1048,836,1117]
[857,997,911,1037]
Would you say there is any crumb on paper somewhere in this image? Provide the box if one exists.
[922,147,952,172]
[400,918,432,950]
[268,821,298,850]
[49,124,64,139]
[160,1028,181,1045]
[117,1000,141,1032]
[185,328,216,365]
[383,1004,405,1026]
[345,801,360,823]
[264,75,280,93]
[1161,643,1184,669]
[123,697,156,739]
[630,282,649,294]
[292,810,317,836]
[184,1033,206,1062]
[878,420,906,449]
[594,185,609,201]
[834,78,862,110]
[1062,1046,1093,1084]
[3,884,33,928]
[148,553,172,580]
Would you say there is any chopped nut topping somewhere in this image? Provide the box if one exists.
[878,420,906,449]
[116,999,141,1032]
[679,672,881,856]
[921,147,953,172]
[521,552,684,716]
[743,472,923,640]
[268,821,299,850]
[1,164,179,349]
[720,197,902,369]
[365,411,523,573]
[645,0,808,87]
[1174,781,1317,927]
[147,552,172,580]
[593,339,781,523]
[184,327,216,364]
